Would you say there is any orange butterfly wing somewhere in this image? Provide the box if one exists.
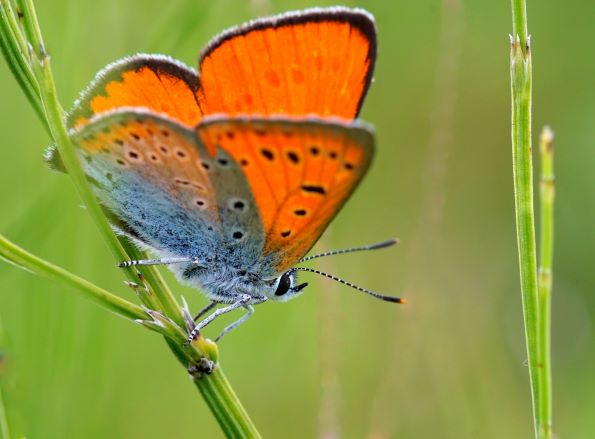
[197,115,374,273]
[67,55,203,130]
[48,8,377,273]
[67,7,376,130]
[197,7,376,118]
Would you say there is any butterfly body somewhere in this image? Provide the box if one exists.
[47,7,390,339]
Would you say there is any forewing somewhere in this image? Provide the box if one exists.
[196,115,374,273]
[197,7,376,118]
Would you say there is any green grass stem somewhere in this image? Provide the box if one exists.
[511,0,528,47]
[0,0,46,130]
[194,368,262,438]
[0,233,145,320]
[510,1,554,438]
[537,126,555,438]
[510,28,539,439]
[0,316,11,439]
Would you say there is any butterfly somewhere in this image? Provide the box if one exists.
[45,6,403,342]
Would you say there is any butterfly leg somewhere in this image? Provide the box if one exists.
[118,256,199,268]
[214,305,255,342]
[193,301,218,321]
[186,294,253,344]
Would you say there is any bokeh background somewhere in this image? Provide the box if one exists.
[0,0,593,437]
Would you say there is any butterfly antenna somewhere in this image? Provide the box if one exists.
[292,267,404,304]
[298,238,399,263]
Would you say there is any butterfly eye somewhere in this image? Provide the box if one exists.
[274,272,292,297]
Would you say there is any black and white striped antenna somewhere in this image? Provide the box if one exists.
[291,266,404,304]
[298,238,398,263]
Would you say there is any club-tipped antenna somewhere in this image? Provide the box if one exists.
[298,238,399,264]
[292,267,404,304]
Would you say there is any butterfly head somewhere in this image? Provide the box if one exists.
[264,270,308,302]
[175,261,308,304]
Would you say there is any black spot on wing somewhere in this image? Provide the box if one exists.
[301,185,326,195]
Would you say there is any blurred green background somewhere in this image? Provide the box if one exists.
[1,0,593,437]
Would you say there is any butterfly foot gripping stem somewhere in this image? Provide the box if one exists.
[188,357,215,379]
